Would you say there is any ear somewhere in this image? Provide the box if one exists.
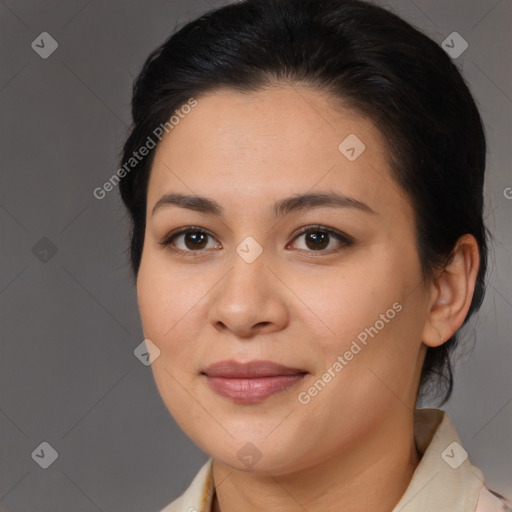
[422,234,481,348]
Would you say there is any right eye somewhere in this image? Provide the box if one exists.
[160,227,221,254]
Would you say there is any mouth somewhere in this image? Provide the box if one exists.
[201,360,308,403]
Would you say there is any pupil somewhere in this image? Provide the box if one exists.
[306,231,329,250]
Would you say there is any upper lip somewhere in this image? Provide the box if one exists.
[202,360,307,378]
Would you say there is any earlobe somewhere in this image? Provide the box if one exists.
[422,234,480,348]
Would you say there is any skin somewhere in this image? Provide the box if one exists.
[136,84,480,512]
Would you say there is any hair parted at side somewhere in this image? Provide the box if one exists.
[118,0,488,404]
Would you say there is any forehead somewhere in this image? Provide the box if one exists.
[147,85,409,218]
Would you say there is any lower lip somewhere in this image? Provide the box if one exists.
[205,374,306,403]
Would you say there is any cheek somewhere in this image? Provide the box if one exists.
[287,259,402,354]
[137,257,209,432]
[289,252,424,395]
[136,253,201,361]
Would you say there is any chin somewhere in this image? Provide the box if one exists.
[200,434,309,476]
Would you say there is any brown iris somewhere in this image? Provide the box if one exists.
[304,230,329,250]
[184,232,209,250]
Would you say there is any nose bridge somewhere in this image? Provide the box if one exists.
[225,240,270,301]
[209,240,288,335]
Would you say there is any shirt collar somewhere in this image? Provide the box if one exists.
[163,408,485,512]
[391,408,484,511]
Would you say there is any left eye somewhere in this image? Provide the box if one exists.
[289,227,352,252]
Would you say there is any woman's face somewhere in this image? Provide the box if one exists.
[137,85,432,474]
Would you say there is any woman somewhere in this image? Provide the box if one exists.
[118,0,509,510]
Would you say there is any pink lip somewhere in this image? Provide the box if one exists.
[202,360,307,403]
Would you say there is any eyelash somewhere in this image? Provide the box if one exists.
[159,225,353,257]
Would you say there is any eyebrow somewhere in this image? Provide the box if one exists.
[151,191,376,218]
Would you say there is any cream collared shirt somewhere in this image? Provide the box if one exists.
[160,409,509,512]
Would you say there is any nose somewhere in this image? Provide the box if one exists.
[207,247,289,339]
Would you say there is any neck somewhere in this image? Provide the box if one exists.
[212,412,420,512]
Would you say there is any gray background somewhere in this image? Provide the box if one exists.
[1,0,510,510]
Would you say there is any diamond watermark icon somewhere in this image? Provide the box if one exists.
[31,442,58,469]
[338,134,366,161]
[441,441,468,469]
[236,236,263,264]
[237,442,262,468]
[134,339,161,366]
[442,32,468,59]
[31,32,59,59]
[32,237,58,263]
